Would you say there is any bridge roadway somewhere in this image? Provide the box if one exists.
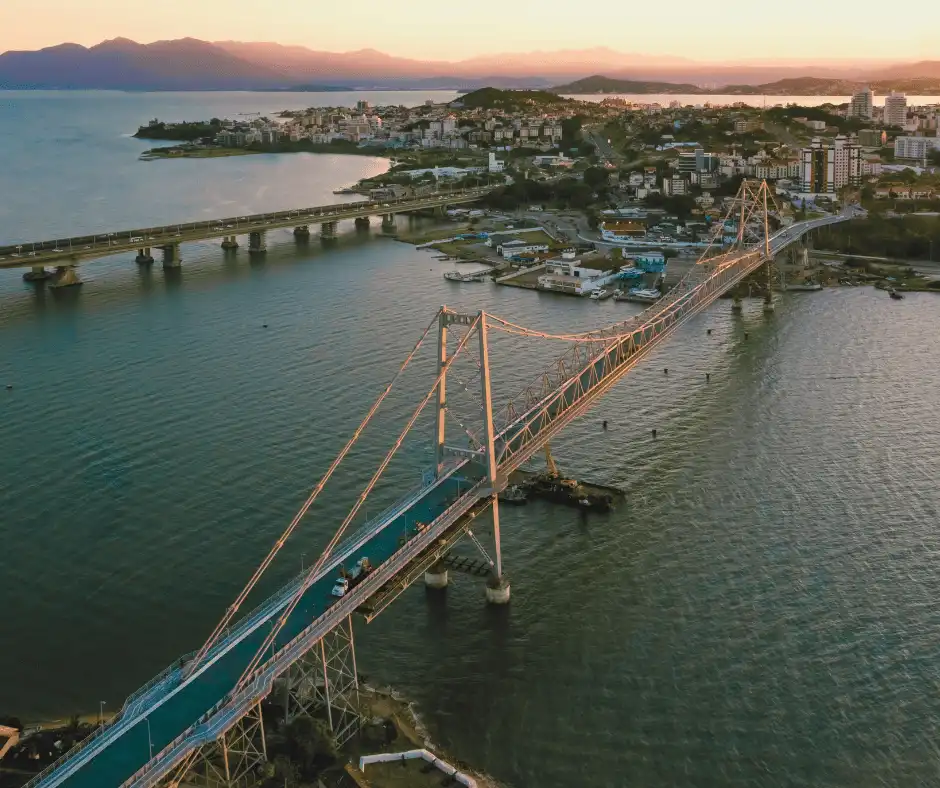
[0,188,492,270]
[28,210,851,788]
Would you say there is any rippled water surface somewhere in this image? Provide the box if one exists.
[3,93,940,788]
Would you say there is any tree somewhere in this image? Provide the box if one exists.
[285,716,338,778]
[583,167,609,190]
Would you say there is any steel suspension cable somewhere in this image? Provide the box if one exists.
[186,308,442,674]
[232,313,483,693]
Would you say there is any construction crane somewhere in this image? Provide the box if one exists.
[543,443,578,489]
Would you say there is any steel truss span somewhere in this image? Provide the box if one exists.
[26,182,853,788]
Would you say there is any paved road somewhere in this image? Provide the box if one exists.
[30,464,472,788]
[0,189,492,270]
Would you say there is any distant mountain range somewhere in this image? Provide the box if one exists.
[2,38,940,92]
[553,74,940,96]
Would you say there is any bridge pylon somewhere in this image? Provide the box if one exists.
[281,614,360,746]
[168,702,268,788]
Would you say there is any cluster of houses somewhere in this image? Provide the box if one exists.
[207,96,577,154]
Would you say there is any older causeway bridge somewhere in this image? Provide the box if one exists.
[0,187,492,286]
[18,182,853,788]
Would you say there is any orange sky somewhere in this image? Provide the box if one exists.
[1,0,938,62]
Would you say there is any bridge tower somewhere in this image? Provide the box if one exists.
[729,179,775,313]
[430,309,508,602]
[478,310,509,603]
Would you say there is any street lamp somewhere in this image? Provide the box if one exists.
[301,553,306,572]
[144,717,153,760]
[99,701,106,726]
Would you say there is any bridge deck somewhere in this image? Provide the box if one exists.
[31,459,482,788]
[28,211,853,788]
[0,189,490,269]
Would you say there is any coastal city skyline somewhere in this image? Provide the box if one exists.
[1,0,939,62]
[3,0,940,784]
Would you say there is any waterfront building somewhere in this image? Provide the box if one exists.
[497,239,550,259]
[884,92,908,127]
[848,87,874,121]
[600,220,647,241]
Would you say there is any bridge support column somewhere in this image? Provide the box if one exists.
[248,231,267,255]
[23,266,50,282]
[731,295,743,313]
[485,575,511,604]
[321,221,338,241]
[282,614,360,745]
[381,214,397,233]
[220,235,239,250]
[293,225,310,238]
[763,295,775,313]
[478,309,509,604]
[178,701,267,788]
[135,247,154,265]
[424,562,449,588]
[51,264,82,288]
[354,216,370,230]
[162,244,181,269]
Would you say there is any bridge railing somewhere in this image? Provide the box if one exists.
[126,477,490,788]
[0,189,492,256]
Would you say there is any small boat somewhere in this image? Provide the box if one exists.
[888,288,904,300]
[618,287,661,304]
[499,485,528,505]
[590,289,607,300]
[785,282,822,292]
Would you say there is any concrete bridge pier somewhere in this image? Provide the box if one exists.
[248,231,267,255]
[424,562,449,589]
[220,235,239,250]
[731,295,743,313]
[321,221,338,241]
[293,225,310,239]
[354,216,370,230]
[51,264,82,288]
[381,213,396,232]
[485,573,511,604]
[22,266,51,282]
[162,244,182,269]
[135,247,154,265]
[763,294,775,313]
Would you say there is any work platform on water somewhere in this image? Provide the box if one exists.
[17,182,855,788]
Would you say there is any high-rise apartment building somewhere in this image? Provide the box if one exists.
[884,92,908,127]
[800,136,861,193]
[848,87,874,121]
[894,136,937,161]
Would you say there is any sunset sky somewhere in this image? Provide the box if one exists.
[1,0,938,62]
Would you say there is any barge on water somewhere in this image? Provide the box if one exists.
[512,470,624,511]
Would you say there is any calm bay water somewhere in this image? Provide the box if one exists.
[3,92,940,788]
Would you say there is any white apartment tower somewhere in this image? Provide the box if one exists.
[848,86,873,121]
[800,136,861,193]
[884,92,908,127]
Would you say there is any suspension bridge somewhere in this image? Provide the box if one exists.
[23,181,853,788]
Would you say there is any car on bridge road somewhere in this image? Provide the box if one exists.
[331,577,349,598]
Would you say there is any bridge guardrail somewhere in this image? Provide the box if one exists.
[0,189,493,258]
[125,476,489,788]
